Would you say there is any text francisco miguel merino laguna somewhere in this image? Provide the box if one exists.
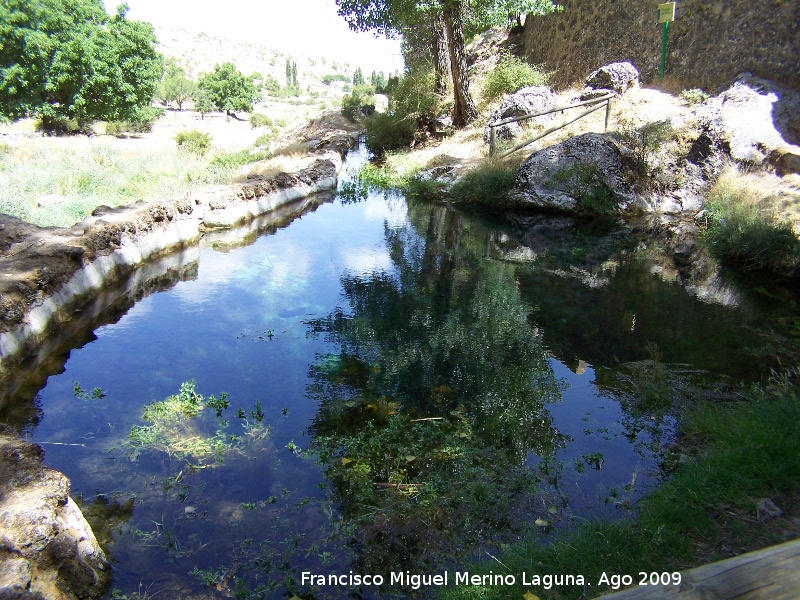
[302,571,587,590]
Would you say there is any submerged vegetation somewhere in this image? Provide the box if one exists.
[443,372,800,599]
[128,380,268,465]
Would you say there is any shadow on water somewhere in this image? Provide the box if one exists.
[2,143,799,598]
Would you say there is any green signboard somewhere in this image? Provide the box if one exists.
[657,2,677,81]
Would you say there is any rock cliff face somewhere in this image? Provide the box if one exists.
[0,430,110,599]
[523,0,799,91]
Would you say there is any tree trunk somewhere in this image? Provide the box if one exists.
[433,14,450,96]
[441,0,477,127]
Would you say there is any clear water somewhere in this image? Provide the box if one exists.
[3,144,799,599]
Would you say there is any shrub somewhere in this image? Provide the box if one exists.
[341,84,376,121]
[612,119,673,176]
[105,106,165,135]
[389,70,439,124]
[175,130,212,155]
[364,112,416,153]
[681,88,709,105]
[322,73,349,85]
[249,113,273,128]
[364,70,441,154]
[483,54,550,103]
[35,116,84,135]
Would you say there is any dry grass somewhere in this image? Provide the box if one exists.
[241,153,317,179]
[712,164,800,234]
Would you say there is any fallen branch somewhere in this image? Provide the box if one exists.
[373,483,422,489]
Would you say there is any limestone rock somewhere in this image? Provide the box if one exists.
[484,86,558,143]
[0,429,110,600]
[691,74,800,174]
[582,62,639,97]
[509,133,641,215]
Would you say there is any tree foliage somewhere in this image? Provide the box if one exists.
[159,57,195,110]
[335,0,559,127]
[196,62,260,115]
[0,0,163,129]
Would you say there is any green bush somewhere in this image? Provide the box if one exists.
[449,161,518,206]
[703,196,800,277]
[364,112,416,153]
[249,112,273,128]
[364,70,441,155]
[321,73,349,85]
[483,54,550,103]
[681,88,709,105]
[613,119,673,176]
[106,106,165,135]
[389,70,440,124]
[175,130,212,155]
[341,84,376,121]
[35,116,84,135]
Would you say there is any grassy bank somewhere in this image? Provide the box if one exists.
[441,374,800,600]
[702,167,800,278]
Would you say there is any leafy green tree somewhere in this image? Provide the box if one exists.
[191,87,214,118]
[352,66,365,86]
[370,70,387,91]
[0,0,163,130]
[196,62,260,117]
[159,57,195,110]
[335,0,558,127]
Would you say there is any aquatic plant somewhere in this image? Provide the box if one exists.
[127,380,258,465]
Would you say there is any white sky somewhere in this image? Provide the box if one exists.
[106,0,404,73]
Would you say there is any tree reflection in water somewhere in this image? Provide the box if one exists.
[306,201,565,574]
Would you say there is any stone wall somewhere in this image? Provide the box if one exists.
[523,0,799,92]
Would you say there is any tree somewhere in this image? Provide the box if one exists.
[196,62,260,117]
[353,67,365,86]
[335,0,558,127]
[0,0,163,130]
[159,58,195,110]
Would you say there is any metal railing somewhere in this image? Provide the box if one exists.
[488,93,614,158]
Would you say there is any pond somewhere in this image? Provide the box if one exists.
[3,143,800,599]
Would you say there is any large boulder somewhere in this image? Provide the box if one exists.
[0,429,110,599]
[689,74,800,176]
[508,133,641,215]
[580,62,639,100]
[484,86,558,143]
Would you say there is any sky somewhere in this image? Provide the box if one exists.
[106,0,404,73]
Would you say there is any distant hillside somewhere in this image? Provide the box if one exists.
[153,25,364,89]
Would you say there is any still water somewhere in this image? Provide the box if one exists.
[5,144,800,598]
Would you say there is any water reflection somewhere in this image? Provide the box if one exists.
[306,201,564,574]
[2,144,798,599]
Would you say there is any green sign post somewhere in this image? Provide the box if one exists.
[658,2,676,82]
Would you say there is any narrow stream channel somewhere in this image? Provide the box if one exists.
[4,143,800,599]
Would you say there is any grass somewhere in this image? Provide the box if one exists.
[448,158,520,207]
[441,374,800,600]
[702,166,800,277]
[0,139,213,227]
